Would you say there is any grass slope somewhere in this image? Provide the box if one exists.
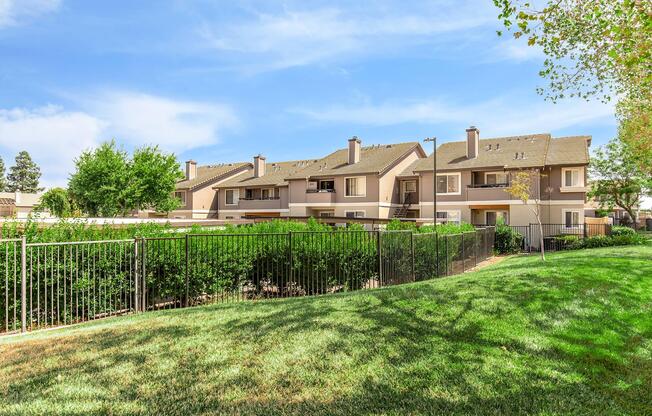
[2,245,652,416]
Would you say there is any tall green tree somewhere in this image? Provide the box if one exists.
[589,139,651,223]
[127,145,184,213]
[0,156,6,191]
[6,151,43,192]
[38,187,74,218]
[493,0,651,102]
[68,141,182,217]
[494,0,651,170]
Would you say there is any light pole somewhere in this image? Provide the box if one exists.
[424,137,437,227]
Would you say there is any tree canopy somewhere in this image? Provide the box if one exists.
[6,151,43,193]
[38,187,74,218]
[494,0,651,172]
[588,139,651,222]
[68,141,183,217]
[0,156,6,192]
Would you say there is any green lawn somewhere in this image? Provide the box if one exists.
[2,245,652,416]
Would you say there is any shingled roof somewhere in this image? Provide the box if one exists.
[216,159,319,188]
[400,134,590,176]
[175,163,251,190]
[286,142,425,180]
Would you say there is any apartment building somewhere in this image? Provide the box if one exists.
[0,192,43,218]
[166,161,251,219]
[213,156,318,219]
[397,127,591,226]
[286,138,426,219]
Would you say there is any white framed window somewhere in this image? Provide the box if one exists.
[436,173,461,195]
[485,210,508,225]
[345,176,366,197]
[225,189,239,205]
[562,209,581,228]
[319,179,335,191]
[345,210,365,218]
[484,171,509,186]
[561,167,584,188]
[174,191,186,205]
[436,210,461,224]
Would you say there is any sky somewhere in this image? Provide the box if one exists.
[0,0,620,191]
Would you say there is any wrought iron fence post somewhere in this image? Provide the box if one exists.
[141,238,147,311]
[133,238,139,313]
[435,232,439,277]
[445,235,449,276]
[474,231,478,266]
[377,231,382,286]
[21,236,27,333]
[185,234,190,307]
[288,232,293,290]
[461,233,466,272]
[410,232,415,282]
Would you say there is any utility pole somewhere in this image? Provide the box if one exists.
[424,137,437,226]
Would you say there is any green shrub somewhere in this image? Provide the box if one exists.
[494,224,523,254]
[611,225,635,237]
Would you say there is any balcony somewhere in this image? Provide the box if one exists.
[306,189,336,204]
[238,197,282,210]
[466,184,513,201]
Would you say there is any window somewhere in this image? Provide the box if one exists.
[244,189,254,199]
[485,210,508,225]
[346,211,364,218]
[174,191,186,205]
[261,188,275,199]
[436,173,461,195]
[225,189,238,205]
[319,211,335,217]
[345,177,366,197]
[345,211,365,218]
[485,172,508,186]
[404,180,417,193]
[436,210,461,224]
[564,210,581,227]
[562,167,583,188]
[319,180,335,191]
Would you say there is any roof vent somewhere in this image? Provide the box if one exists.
[486,144,492,151]
[496,143,500,150]
[514,152,519,160]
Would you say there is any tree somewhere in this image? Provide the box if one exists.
[68,141,182,217]
[69,141,131,217]
[494,1,651,172]
[0,156,6,191]
[6,151,43,192]
[493,0,651,102]
[126,145,184,213]
[506,170,546,260]
[588,139,651,226]
[38,188,73,218]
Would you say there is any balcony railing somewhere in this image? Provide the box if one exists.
[467,183,509,189]
[239,196,281,201]
[306,189,336,194]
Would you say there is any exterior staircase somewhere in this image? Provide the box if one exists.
[393,192,415,218]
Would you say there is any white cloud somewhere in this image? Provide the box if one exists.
[88,91,239,153]
[200,2,495,72]
[292,95,616,137]
[0,0,61,28]
[0,105,103,187]
[0,93,239,187]
[489,39,546,63]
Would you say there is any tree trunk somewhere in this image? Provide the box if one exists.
[538,220,545,261]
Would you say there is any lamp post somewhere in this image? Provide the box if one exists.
[424,137,437,227]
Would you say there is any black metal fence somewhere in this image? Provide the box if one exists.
[1,227,495,335]
[489,223,614,252]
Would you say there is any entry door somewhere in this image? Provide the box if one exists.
[401,180,417,204]
[486,211,508,225]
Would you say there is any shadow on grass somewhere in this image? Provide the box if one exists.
[1,245,651,415]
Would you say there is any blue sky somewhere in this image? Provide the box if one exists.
[0,0,617,188]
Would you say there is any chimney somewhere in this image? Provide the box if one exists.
[466,126,479,159]
[348,136,361,165]
[185,160,197,180]
[254,154,266,178]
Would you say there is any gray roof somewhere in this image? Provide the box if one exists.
[176,163,251,190]
[400,134,590,176]
[286,142,425,180]
[216,160,319,188]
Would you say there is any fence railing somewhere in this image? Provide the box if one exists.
[1,227,494,335]
[482,223,613,252]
